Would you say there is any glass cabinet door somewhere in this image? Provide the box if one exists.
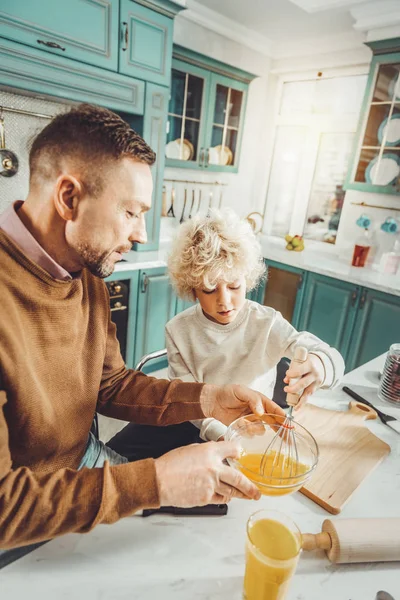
[205,74,247,171]
[165,63,208,167]
[352,59,400,193]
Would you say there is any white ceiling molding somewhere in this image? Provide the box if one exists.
[366,24,400,42]
[271,45,371,74]
[289,0,366,13]
[350,1,400,31]
[273,29,366,60]
[181,0,274,57]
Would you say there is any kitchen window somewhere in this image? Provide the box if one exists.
[264,72,368,244]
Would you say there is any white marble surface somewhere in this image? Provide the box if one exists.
[114,237,400,297]
[2,354,400,600]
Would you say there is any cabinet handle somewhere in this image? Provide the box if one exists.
[121,22,128,51]
[297,275,303,290]
[359,289,367,309]
[351,288,359,307]
[199,147,205,167]
[141,273,149,293]
[205,148,210,168]
[37,39,65,51]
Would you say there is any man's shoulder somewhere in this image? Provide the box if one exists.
[166,304,197,332]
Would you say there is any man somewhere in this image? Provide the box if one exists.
[0,104,284,550]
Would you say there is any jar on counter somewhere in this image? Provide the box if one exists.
[378,343,400,405]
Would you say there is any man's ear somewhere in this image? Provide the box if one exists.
[53,174,83,221]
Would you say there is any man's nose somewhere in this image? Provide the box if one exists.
[130,215,147,245]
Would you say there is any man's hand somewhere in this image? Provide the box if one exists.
[199,384,285,426]
[284,353,325,409]
[154,441,261,507]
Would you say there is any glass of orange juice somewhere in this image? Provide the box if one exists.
[244,509,301,600]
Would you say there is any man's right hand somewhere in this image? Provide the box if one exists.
[154,441,261,507]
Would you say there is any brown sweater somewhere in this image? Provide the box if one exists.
[0,231,204,549]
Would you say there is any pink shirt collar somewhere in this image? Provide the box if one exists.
[0,201,72,281]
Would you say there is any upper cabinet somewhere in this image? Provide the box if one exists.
[119,0,173,86]
[165,46,256,173]
[346,38,400,195]
[0,0,119,71]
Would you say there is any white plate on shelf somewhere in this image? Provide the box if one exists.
[365,153,400,185]
[388,73,400,101]
[378,114,400,146]
[165,138,194,161]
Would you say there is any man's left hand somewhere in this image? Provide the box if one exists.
[200,384,285,426]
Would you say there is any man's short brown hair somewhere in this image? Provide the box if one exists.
[29,103,156,193]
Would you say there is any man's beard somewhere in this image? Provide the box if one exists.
[77,244,116,279]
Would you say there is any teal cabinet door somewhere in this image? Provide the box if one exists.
[203,73,248,173]
[119,0,173,86]
[0,0,119,71]
[134,268,176,372]
[346,288,400,372]
[135,83,169,252]
[0,38,145,114]
[175,297,196,314]
[263,260,306,329]
[296,272,360,360]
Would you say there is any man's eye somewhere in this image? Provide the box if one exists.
[126,211,139,219]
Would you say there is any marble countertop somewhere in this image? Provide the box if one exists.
[115,237,400,297]
[2,354,400,600]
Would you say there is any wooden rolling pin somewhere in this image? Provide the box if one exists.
[302,518,400,564]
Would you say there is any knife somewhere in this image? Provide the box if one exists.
[142,503,228,517]
[342,386,400,435]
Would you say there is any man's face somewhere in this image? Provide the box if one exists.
[66,157,153,278]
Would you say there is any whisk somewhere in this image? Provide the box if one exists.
[259,346,308,478]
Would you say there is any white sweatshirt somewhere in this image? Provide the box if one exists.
[165,300,345,442]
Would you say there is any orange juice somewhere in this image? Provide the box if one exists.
[238,451,308,496]
[244,516,301,600]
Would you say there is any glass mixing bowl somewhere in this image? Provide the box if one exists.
[225,413,319,496]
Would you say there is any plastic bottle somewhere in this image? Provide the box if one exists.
[379,238,400,275]
[352,228,374,268]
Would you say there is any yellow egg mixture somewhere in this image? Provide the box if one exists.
[244,518,301,600]
[237,451,309,496]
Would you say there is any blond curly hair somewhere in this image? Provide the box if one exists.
[168,209,266,300]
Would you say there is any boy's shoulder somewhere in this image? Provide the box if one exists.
[166,303,197,331]
[247,300,276,319]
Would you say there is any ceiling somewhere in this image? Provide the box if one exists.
[192,0,356,43]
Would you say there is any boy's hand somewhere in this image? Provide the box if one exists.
[283,354,325,409]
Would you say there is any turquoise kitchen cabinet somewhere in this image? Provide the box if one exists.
[165,46,256,173]
[119,0,173,86]
[0,0,119,71]
[296,272,360,361]
[175,297,196,314]
[0,37,145,114]
[263,260,307,330]
[134,268,176,372]
[134,83,170,251]
[345,38,400,196]
[346,288,400,371]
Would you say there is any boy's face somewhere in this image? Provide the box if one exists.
[194,275,247,325]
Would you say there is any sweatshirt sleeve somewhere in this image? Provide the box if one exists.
[166,325,227,442]
[0,390,160,549]
[96,315,205,425]
[266,310,345,389]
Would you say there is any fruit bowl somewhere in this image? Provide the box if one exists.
[225,414,319,496]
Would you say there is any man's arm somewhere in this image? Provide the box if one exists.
[0,390,161,549]
[96,316,205,425]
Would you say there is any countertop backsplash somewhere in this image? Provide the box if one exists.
[0,90,67,214]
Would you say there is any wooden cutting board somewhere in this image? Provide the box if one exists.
[295,401,391,514]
